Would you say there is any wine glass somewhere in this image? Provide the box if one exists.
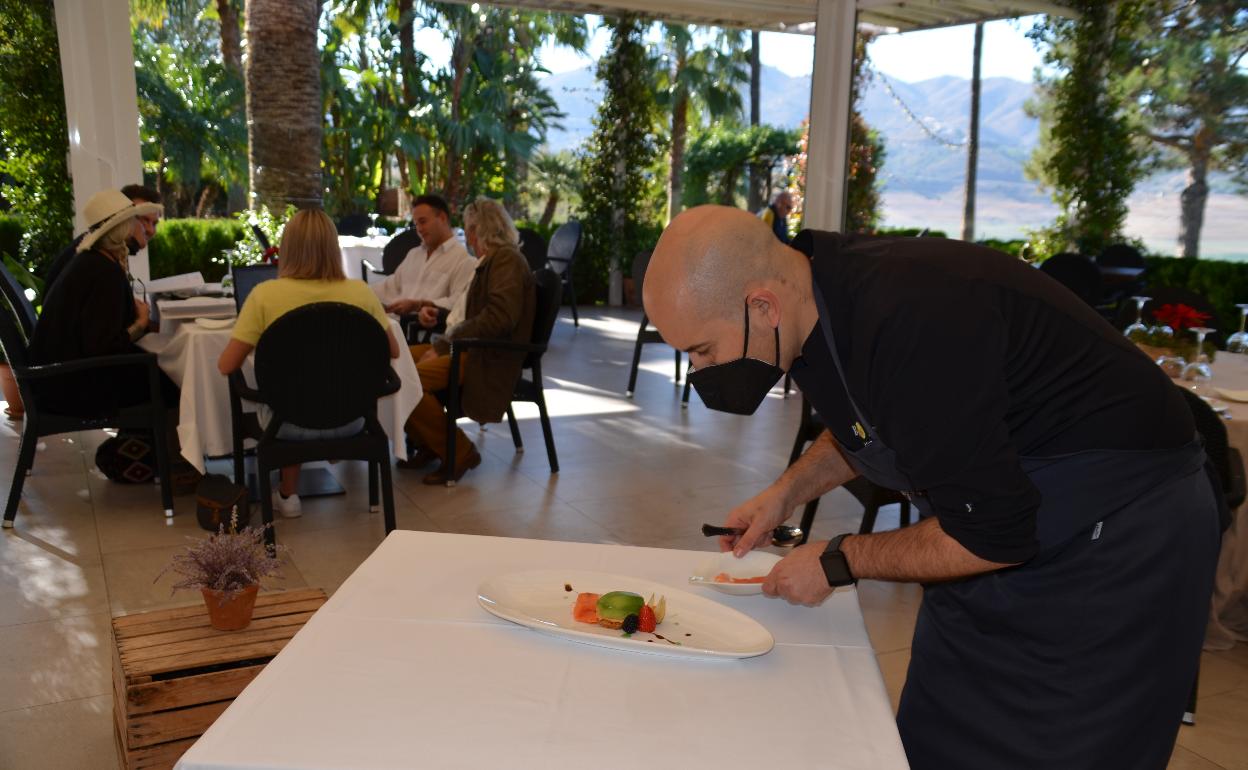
[1227,304,1248,354]
[1124,296,1151,340]
[367,212,380,237]
[1181,327,1215,396]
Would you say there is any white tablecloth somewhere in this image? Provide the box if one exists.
[175,531,909,770]
[338,235,392,280]
[138,318,422,473]
[1205,353,1248,649]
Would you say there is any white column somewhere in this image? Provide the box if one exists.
[804,0,857,232]
[54,0,149,280]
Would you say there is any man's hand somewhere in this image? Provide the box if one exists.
[134,299,151,327]
[720,485,791,557]
[417,348,438,364]
[385,298,423,315]
[418,305,440,328]
[762,541,834,606]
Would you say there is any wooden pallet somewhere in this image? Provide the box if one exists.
[111,588,327,770]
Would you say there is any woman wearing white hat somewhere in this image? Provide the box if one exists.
[27,189,176,417]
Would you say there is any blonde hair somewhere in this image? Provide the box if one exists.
[94,220,132,261]
[462,197,519,257]
[279,209,345,281]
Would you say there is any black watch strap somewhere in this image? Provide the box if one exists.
[820,533,857,587]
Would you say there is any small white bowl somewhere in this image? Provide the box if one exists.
[689,551,783,596]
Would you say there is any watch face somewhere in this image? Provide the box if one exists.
[820,550,853,587]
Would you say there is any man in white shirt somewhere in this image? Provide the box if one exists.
[371,194,475,315]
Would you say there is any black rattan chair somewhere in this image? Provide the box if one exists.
[362,228,422,280]
[0,263,38,339]
[546,221,582,328]
[336,214,371,237]
[227,302,400,548]
[441,269,561,486]
[625,249,691,406]
[518,228,548,273]
[1039,253,1103,309]
[0,274,175,527]
[788,397,912,544]
[232,263,278,313]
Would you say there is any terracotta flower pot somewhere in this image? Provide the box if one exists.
[201,584,260,631]
[0,364,23,418]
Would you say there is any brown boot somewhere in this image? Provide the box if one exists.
[422,446,481,485]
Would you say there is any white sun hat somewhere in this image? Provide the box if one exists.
[76,189,164,253]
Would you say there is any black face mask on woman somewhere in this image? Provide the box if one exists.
[687,302,784,415]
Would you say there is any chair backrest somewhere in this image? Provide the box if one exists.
[1097,243,1145,269]
[254,302,393,429]
[1039,252,1102,308]
[250,223,272,252]
[381,229,422,275]
[337,214,370,237]
[631,249,653,295]
[1178,386,1231,494]
[545,221,582,276]
[517,228,548,272]
[525,269,563,368]
[0,286,31,370]
[233,263,279,312]
[0,261,38,340]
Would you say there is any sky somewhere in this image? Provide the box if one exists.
[531,14,1046,83]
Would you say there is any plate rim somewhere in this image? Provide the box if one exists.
[477,568,774,660]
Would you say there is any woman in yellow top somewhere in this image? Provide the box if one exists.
[218,208,401,517]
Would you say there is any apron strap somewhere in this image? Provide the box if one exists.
[811,283,878,445]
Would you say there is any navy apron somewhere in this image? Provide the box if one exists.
[809,286,1221,769]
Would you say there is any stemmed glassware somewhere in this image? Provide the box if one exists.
[1181,327,1216,397]
[1227,304,1248,354]
[367,212,380,237]
[1124,296,1151,340]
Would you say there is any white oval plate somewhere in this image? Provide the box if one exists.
[194,317,235,330]
[477,569,773,660]
[689,551,782,596]
[1215,387,1248,403]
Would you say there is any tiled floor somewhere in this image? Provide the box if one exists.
[1,307,1245,769]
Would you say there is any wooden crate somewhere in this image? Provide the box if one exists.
[111,588,328,770]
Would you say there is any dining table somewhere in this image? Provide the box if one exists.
[338,234,393,281]
[1204,352,1248,650]
[173,530,910,770]
[137,315,422,474]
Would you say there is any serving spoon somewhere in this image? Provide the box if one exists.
[701,523,805,547]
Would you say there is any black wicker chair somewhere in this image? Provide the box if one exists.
[546,221,582,328]
[227,302,400,549]
[361,227,422,280]
[626,249,691,406]
[0,271,175,526]
[336,214,371,237]
[1039,253,1103,309]
[518,228,548,273]
[441,269,562,486]
[787,397,912,544]
[232,263,278,313]
[0,262,38,339]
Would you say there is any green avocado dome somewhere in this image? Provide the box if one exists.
[596,591,644,621]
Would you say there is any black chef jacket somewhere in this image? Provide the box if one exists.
[787,230,1194,564]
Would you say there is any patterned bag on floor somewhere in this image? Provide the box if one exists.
[94,432,156,484]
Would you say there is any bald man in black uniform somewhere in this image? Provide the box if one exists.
[643,205,1221,770]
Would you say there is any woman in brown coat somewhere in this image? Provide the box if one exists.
[403,197,536,484]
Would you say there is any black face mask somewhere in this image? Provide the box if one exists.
[688,302,784,415]
[126,237,142,256]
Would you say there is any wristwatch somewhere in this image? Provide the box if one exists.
[820,533,856,587]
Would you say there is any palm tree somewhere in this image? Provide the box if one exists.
[529,151,580,228]
[244,0,322,209]
[656,25,747,222]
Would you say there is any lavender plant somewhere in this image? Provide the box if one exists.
[159,513,285,600]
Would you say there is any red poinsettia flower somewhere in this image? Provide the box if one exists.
[1153,303,1210,332]
[262,246,280,264]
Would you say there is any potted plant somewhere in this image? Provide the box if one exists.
[1129,302,1217,377]
[159,515,284,631]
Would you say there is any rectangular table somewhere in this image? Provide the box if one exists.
[138,317,422,473]
[175,531,909,770]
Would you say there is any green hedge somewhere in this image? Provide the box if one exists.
[147,218,246,281]
[0,215,22,261]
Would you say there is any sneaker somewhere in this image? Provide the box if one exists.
[272,491,302,518]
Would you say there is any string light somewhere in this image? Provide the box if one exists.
[875,71,966,149]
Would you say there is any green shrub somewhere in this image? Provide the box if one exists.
[876,226,948,238]
[977,238,1028,258]
[0,215,22,262]
[1144,256,1248,337]
[147,218,246,281]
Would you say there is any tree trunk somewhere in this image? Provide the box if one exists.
[961,23,983,242]
[667,87,689,223]
[747,29,765,213]
[244,0,322,210]
[216,0,243,74]
[540,191,559,229]
[195,184,220,217]
[1179,136,1210,259]
[444,36,473,210]
[397,0,416,103]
